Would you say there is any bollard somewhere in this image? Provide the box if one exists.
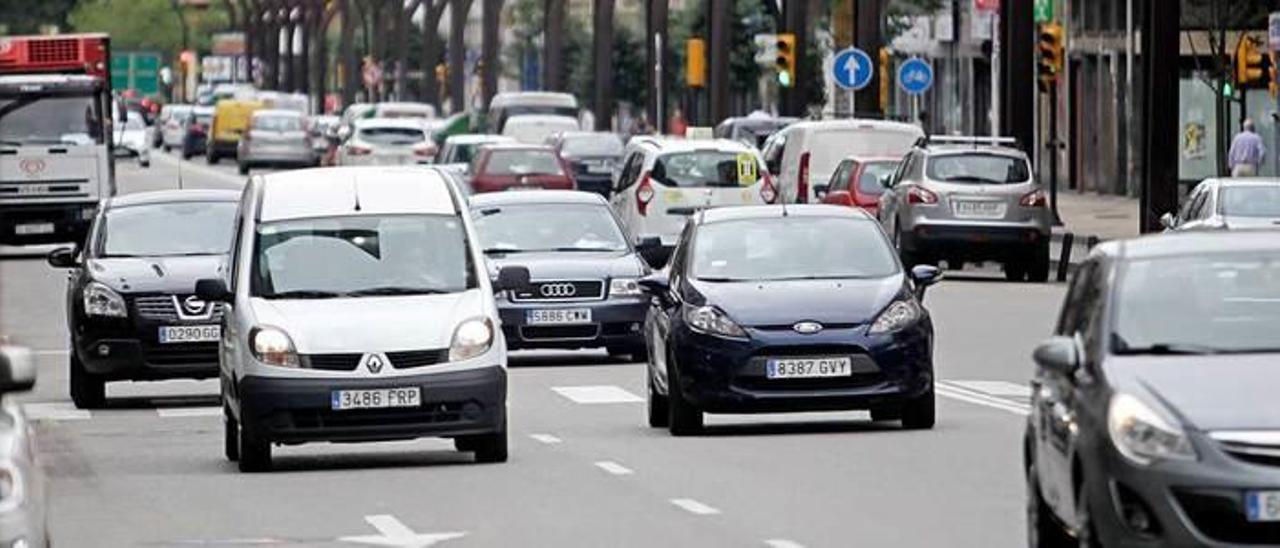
[1056,233,1074,283]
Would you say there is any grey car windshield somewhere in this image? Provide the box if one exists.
[1220,186,1280,218]
[926,154,1030,184]
[473,203,627,253]
[692,217,898,282]
[252,215,475,298]
[99,202,238,257]
[1113,252,1280,354]
[484,150,563,175]
[561,134,623,157]
[0,95,103,145]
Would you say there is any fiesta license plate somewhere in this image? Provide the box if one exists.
[1246,490,1280,522]
[766,357,853,379]
[14,223,55,235]
[331,387,422,411]
[586,161,612,174]
[158,325,220,344]
[953,201,1006,219]
[527,308,592,325]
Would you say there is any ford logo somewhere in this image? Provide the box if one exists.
[539,283,577,298]
[793,321,823,335]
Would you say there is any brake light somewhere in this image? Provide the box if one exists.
[907,187,939,205]
[348,145,372,156]
[414,143,437,157]
[636,172,654,216]
[797,152,811,203]
[1020,189,1048,208]
[760,173,778,204]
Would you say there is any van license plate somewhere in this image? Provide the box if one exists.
[1247,490,1280,522]
[14,223,54,235]
[158,325,221,344]
[527,309,592,325]
[331,388,421,411]
[766,357,853,379]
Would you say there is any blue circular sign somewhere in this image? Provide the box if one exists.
[897,57,934,95]
[832,47,873,91]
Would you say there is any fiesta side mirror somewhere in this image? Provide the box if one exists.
[47,247,80,268]
[909,264,943,299]
[194,278,233,303]
[1159,212,1176,230]
[494,266,532,292]
[637,272,671,302]
[1033,336,1081,376]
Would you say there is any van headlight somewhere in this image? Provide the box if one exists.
[83,282,128,318]
[450,317,494,361]
[868,298,922,334]
[610,277,642,297]
[683,305,747,339]
[1107,393,1196,466]
[0,461,25,513]
[250,326,300,368]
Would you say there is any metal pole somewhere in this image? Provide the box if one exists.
[990,10,1000,137]
[1050,83,1061,223]
[655,32,664,134]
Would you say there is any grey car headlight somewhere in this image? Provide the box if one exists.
[1107,393,1196,466]
[609,277,643,297]
[868,298,922,334]
[450,317,494,361]
[83,282,128,318]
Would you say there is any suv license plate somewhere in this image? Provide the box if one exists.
[14,223,55,235]
[158,325,220,344]
[527,309,592,325]
[766,357,853,379]
[331,388,421,411]
[953,201,1006,219]
[1247,490,1280,522]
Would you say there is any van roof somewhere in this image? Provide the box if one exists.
[786,118,924,135]
[257,167,458,222]
[490,91,578,109]
[502,114,580,126]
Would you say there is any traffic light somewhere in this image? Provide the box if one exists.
[1037,23,1064,93]
[1236,36,1265,87]
[775,33,796,88]
[879,48,891,112]
[686,38,706,88]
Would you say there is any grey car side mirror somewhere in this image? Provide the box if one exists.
[1159,213,1176,229]
[0,345,36,394]
[1033,336,1081,376]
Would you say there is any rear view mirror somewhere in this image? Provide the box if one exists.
[1033,336,1081,376]
[47,247,79,268]
[879,174,893,188]
[0,345,36,394]
[909,265,943,299]
[195,278,233,303]
[1159,212,1176,229]
[494,266,532,292]
[637,271,671,300]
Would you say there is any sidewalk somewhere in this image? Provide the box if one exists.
[1053,191,1141,241]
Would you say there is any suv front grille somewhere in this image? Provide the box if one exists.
[303,350,450,371]
[510,280,605,303]
[132,295,225,322]
[304,353,362,371]
[387,349,449,369]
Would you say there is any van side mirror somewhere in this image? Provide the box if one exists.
[1033,336,1081,376]
[909,265,943,299]
[194,278,233,303]
[494,266,532,292]
[47,247,79,268]
[0,345,36,394]
[1159,212,1176,229]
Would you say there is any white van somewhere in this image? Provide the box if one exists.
[195,166,530,472]
[501,114,581,145]
[762,119,924,204]
[487,92,579,133]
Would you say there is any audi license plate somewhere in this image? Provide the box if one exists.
[158,325,220,344]
[953,201,1006,219]
[527,309,592,325]
[14,223,55,235]
[1246,490,1280,522]
[766,357,853,379]
[331,387,421,411]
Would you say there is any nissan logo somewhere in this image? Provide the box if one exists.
[182,296,207,315]
[793,321,824,335]
[539,283,577,298]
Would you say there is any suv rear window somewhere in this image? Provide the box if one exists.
[653,151,760,188]
[925,153,1030,185]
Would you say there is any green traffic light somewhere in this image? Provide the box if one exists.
[778,70,792,88]
[1223,81,1234,97]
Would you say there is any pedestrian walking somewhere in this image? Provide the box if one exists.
[1228,119,1266,177]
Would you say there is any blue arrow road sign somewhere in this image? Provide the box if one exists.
[832,47,873,91]
[898,57,934,95]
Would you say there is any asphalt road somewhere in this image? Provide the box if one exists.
[0,151,1066,547]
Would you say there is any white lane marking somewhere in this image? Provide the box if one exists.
[528,433,562,444]
[151,150,245,186]
[670,498,721,515]
[157,407,222,418]
[764,540,806,548]
[948,380,1032,398]
[594,461,634,475]
[552,385,644,404]
[339,514,466,547]
[22,402,91,421]
[936,383,1030,417]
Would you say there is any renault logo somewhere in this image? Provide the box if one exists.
[364,354,385,374]
[793,321,824,335]
[182,295,207,315]
[539,283,577,298]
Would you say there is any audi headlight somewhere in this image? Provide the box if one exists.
[83,281,127,318]
[450,317,494,361]
[1107,393,1196,466]
[610,277,643,297]
[250,326,300,368]
[0,461,25,513]
[868,298,922,334]
[683,305,747,339]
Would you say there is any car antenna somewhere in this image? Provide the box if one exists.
[176,151,185,190]
[351,179,362,212]
[781,197,789,217]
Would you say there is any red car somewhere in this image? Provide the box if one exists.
[469,145,576,193]
[820,156,901,218]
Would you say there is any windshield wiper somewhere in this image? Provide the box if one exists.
[550,246,624,253]
[344,286,449,297]
[1113,343,1226,356]
[696,276,751,282]
[265,290,343,299]
[483,247,525,255]
[769,275,872,281]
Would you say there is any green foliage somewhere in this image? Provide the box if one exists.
[885,0,947,42]
[67,0,229,54]
[0,0,79,34]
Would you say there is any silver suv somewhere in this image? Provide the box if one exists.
[878,138,1052,281]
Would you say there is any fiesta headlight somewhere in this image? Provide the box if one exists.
[450,317,494,361]
[683,304,747,339]
[83,281,127,318]
[868,298,922,334]
[609,277,643,297]
[1107,393,1196,466]
[250,326,300,368]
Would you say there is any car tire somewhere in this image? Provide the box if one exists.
[69,350,106,410]
[608,344,648,362]
[163,144,171,153]
[467,416,509,464]
[647,374,669,428]
[666,365,703,436]
[901,384,935,430]
[182,148,192,160]
[207,151,219,165]
[1027,462,1073,548]
[1004,261,1029,282]
[236,416,272,473]
[1027,243,1051,283]
[224,407,240,462]
[238,162,249,175]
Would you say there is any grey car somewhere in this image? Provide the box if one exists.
[236,109,315,175]
[878,138,1052,281]
[0,345,47,548]
[1026,232,1280,546]
[1161,178,1280,231]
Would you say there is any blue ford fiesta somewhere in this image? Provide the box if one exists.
[640,205,942,435]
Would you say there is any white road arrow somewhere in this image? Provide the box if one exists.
[340,515,466,548]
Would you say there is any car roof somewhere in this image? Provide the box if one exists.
[632,138,760,154]
[469,190,607,208]
[503,114,580,126]
[923,144,1027,157]
[256,167,458,222]
[445,134,516,145]
[253,109,302,118]
[1098,231,1280,261]
[784,118,923,134]
[107,189,241,209]
[353,117,428,129]
[480,143,554,152]
[490,91,578,108]
[697,204,875,225]
[839,155,904,163]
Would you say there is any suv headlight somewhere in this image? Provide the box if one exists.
[83,281,128,318]
[0,460,25,513]
[450,317,494,361]
[868,298,922,334]
[683,304,747,339]
[610,277,642,297]
[1107,393,1196,466]
[250,326,300,368]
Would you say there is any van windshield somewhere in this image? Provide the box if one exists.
[0,95,104,145]
[252,215,476,299]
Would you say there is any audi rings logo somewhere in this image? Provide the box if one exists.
[539,283,577,298]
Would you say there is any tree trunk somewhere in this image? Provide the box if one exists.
[422,2,446,108]
[340,0,358,106]
[448,0,473,115]
[543,0,565,91]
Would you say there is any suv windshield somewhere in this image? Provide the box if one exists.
[358,126,425,146]
[1113,252,1280,354]
[0,95,104,145]
[252,215,475,299]
[653,151,761,188]
[99,202,238,257]
[926,153,1030,184]
[1220,186,1280,218]
[692,217,899,282]
[474,203,627,253]
[483,150,563,175]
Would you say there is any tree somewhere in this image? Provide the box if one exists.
[68,0,230,54]
[0,0,79,34]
